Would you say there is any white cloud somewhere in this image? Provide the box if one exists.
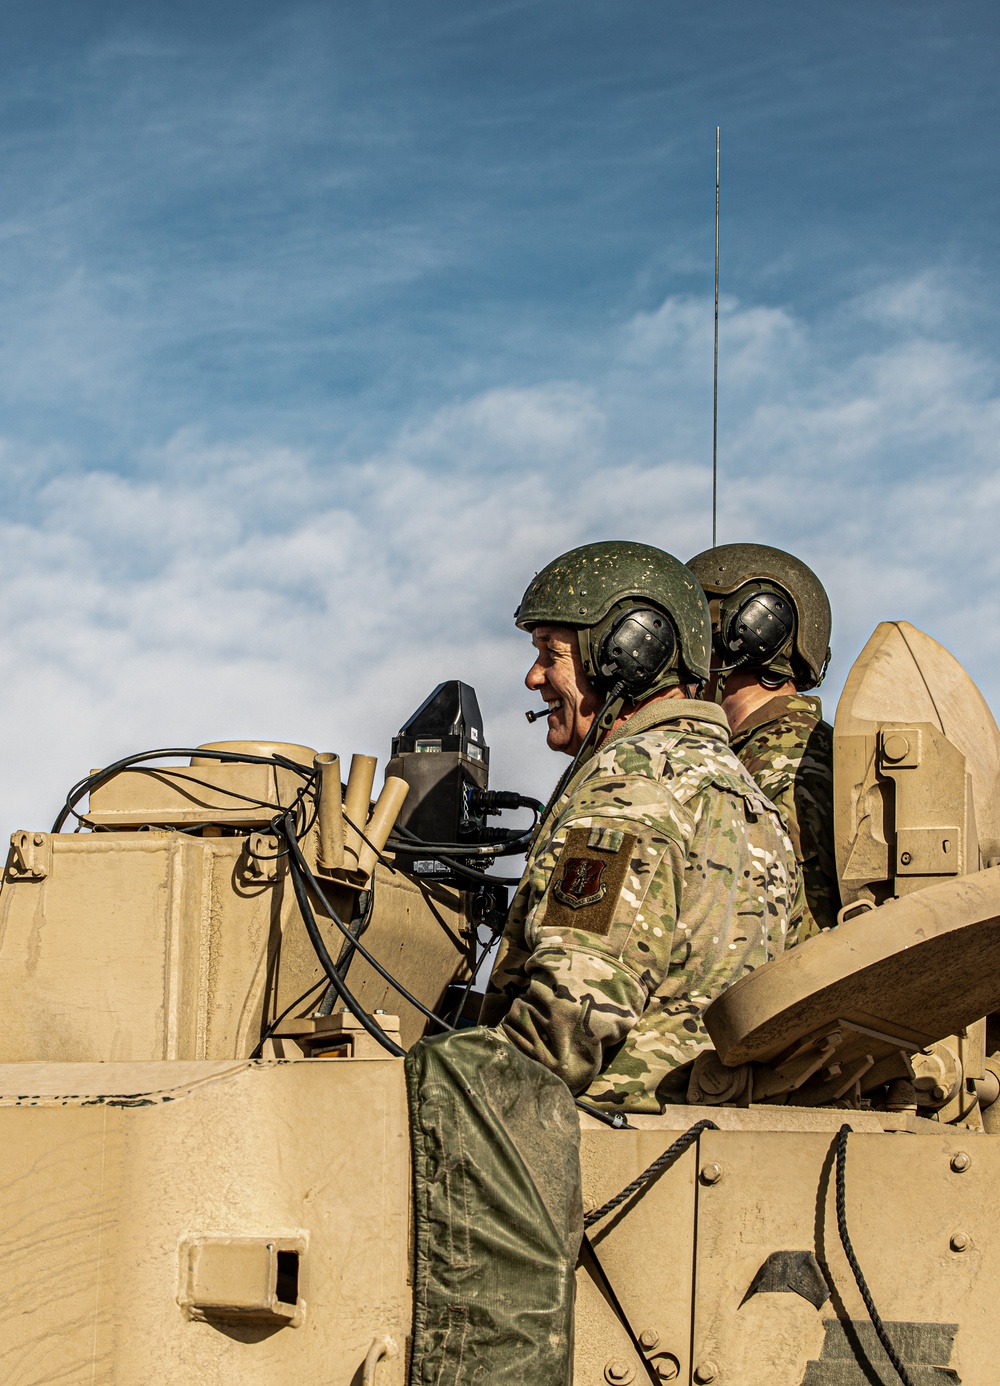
[853,271,969,333]
[0,272,998,842]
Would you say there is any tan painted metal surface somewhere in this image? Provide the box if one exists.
[2,1061,994,1384]
[2,622,1000,1383]
[835,620,1000,906]
[705,867,1000,1065]
[579,1125,698,1385]
[0,834,469,1061]
[0,1059,410,1386]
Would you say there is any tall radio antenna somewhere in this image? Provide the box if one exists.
[712,125,720,548]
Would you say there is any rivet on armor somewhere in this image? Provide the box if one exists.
[694,1361,719,1384]
[950,1151,971,1173]
[604,1360,635,1384]
[700,1162,723,1184]
[950,1232,971,1253]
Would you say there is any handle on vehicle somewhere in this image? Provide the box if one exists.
[362,1334,399,1385]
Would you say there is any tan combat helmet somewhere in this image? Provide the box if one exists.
[686,542,831,690]
[515,540,711,698]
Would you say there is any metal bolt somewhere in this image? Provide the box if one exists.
[639,1329,660,1351]
[654,1358,680,1382]
[882,733,910,763]
[932,1083,948,1102]
[950,1231,971,1253]
[900,851,912,866]
[700,1162,723,1184]
[694,1363,719,1384]
[604,1362,635,1384]
[32,833,44,846]
[951,1151,972,1173]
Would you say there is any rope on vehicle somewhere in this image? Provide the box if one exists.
[835,1123,916,1386]
[584,1118,719,1229]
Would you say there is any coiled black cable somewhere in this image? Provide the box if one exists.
[52,745,313,833]
[331,883,375,983]
[835,1125,916,1386]
[281,821,406,1058]
[279,814,454,1037]
[53,744,496,1055]
[575,1099,633,1130]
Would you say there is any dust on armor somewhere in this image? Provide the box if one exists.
[481,699,802,1112]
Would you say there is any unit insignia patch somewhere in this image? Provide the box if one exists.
[540,826,637,937]
[554,858,608,908]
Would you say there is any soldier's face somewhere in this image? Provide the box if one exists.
[525,625,602,756]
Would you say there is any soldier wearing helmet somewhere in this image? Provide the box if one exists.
[480,541,801,1113]
[686,542,838,940]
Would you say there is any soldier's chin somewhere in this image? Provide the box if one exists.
[546,719,576,755]
[545,718,567,752]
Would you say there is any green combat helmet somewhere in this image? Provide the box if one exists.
[686,542,831,690]
[515,541,711,710]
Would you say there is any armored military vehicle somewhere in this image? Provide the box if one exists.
[1,624,999,1385]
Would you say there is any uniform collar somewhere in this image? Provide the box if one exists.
[731,692,823,743]
[537,697,731,836]
[597,696,730,754]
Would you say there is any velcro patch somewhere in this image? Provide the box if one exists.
[540,826,637,937]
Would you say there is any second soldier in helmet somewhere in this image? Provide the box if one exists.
[686,542,839,940]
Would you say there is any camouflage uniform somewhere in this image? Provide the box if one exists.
[730,693,837,941]
[481,700,801,1113]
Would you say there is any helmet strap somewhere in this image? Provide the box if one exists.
[597,692,627,732]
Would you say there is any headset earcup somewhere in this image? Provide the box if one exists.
[597,608,677,697]
[718,586,796,670]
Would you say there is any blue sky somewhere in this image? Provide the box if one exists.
[0,0,998,827]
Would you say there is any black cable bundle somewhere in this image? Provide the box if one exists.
[53,744,529,1059]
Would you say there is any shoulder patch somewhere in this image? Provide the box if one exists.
[540,826,637,937]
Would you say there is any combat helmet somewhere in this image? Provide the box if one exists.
[686,542,831,690]
[515,541,711,703]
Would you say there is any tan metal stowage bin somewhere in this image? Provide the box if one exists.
[0,739,470,1384]
[5,626,1000,1385]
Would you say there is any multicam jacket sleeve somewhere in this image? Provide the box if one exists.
[482,713,800,1111]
